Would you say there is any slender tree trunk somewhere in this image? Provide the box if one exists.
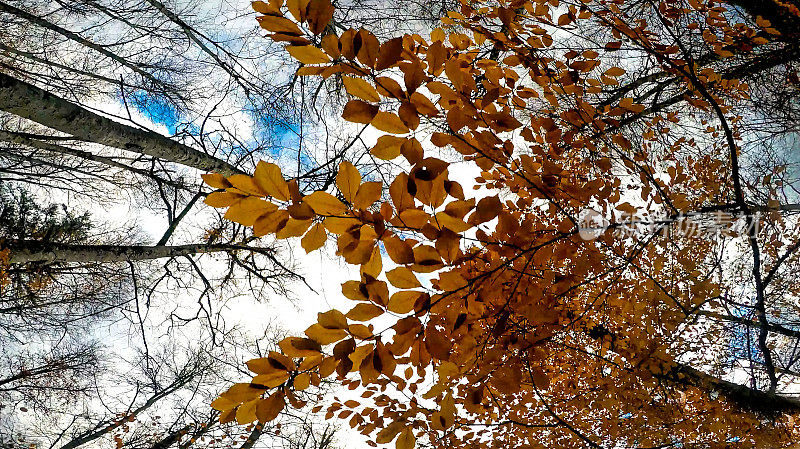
[0,130,192,191]
[2,240,266,264]
[0,72,241,175]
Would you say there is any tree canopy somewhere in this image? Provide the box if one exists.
[206,0,800,447]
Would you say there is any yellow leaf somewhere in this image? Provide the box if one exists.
[370,135,405,160]
[286,0,309,21]
[349,344,374,370]
[323,216,361,234]
[298,354,323,371]
[225,197,278,227]
[246,357,281,374]
[304,191,347,215]
[433,211,472,232]
[211,396,237,412]
[342,280,369,301]
[254,209,289,236]
[305,323,348,345]
[202,173,230,189]
[318,309,348,329]
[398,209,429,228]
[252,370,290,388]
[293,372,311,390]
[361,245,383,279]
[336,161,361,203]
[220,383,265,403]
[205,191,240,208]
[254,161,290,201]
[236,399,259,424]
[257,15,303,34]
[227,174,264,196]
[396,428,416,449]
[387,290,421,314]
[278,337,322,358]
[348,323,373,339]
[371,111,410,134]
[605,66,626,77]
[386,267,421,289]
[301,223,327,253]
[354,182,382,209]
[275,217,312,239]
[268,351,296,370]
[343,76,381,102]
[286,45,331,64]
[346,303,384,321]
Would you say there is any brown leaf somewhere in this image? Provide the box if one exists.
[376,37,404,71]
[256,392,285,422]
[342,100,380,123]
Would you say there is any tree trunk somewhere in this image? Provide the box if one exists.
[0,72,241,175]
[0,130,191,191]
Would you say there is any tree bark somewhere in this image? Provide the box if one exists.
[663,362,800,415]
[0,72,241,175]
[0,130,192,191]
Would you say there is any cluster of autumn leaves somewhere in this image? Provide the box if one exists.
[203,0,800,447]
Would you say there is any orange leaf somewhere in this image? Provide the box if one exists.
[257,15,302,34]
[343,76,381,102]
[387,290,422,314]
[604,67,626,77]
[254,161,290,201]
[354,182,382,209]
[286,45,331,64]
[346,303,384,321]
[225,197,278,227]
[205,191,240,208]
[370,136,405,160]
[301,223,327,253]
[306,323,348,345]
[304,191,347,215]
[202,173,231,189]
[336,161,362,203]
[386,267,421,289]
[318,309,348,329]
[371,111,410,134]
[383,235,415,264]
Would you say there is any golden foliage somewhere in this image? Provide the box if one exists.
[204,0,800,447]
